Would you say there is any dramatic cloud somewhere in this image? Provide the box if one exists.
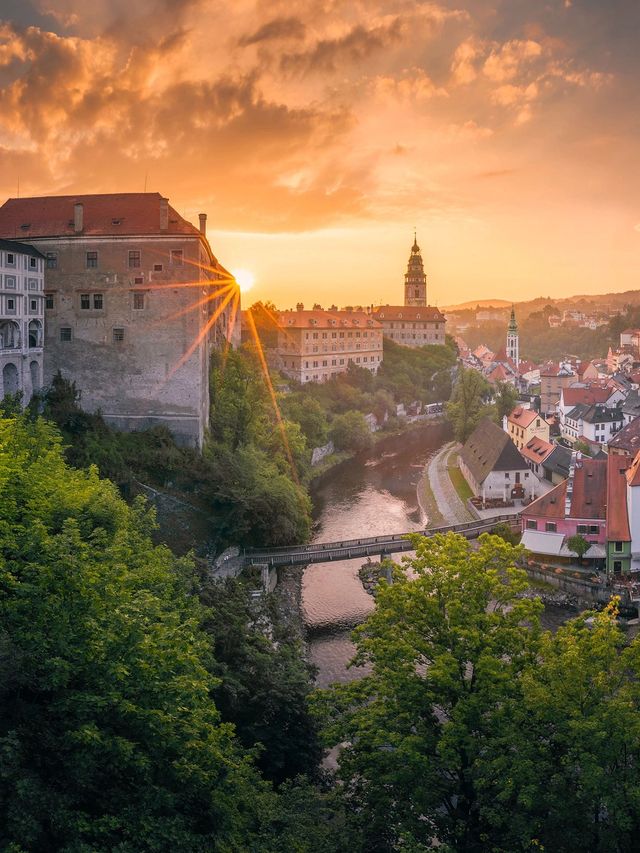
[0,0,638,306]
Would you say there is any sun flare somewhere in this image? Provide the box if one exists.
[232,268,255,293]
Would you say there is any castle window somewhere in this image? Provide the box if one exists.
[93,294,103,310]
[5,276,15,289]
[80,294,90,309]
[112,327,125,343]
[46,252,58,269]
[128,250,141,268]
[153,263,163,272]
[86,251,98,269]
[170,250,183,266]
[60,327,72,342]
[45,294,54,310]
[6,298,15,312]
[29,257,37,269]
[30,299,37,312]
[133,292,145,310]
[6,253,15,266]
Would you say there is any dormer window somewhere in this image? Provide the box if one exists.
[112,218,122,225]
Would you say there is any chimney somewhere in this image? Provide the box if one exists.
[74,202,83,233]
[199,213,207,236]
[296,302,304,312]
[160,197,169,231]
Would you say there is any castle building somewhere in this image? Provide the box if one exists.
[506,306,519,371]
[276,306,383,384]
[0,239,44,401]
[370,234,446,348]
[0,193,239,447]
[404,234,427,306]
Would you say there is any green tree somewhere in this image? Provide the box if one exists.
[446,368,492,443]
[492,380,518,422]
[0,416,271,851]
[574,439,592,457]
[200,577,322,785]
[280,394,329,448]
[329,410,373,454]
[480,602,640,852]
[315,532,542,851]
[566,532,590,562]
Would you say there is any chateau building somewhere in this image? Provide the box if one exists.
[276,307,383,384]
[0,193,239,448]
[0,239,44,401]
[371,235,446,348]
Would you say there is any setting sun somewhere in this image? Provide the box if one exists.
[232,268,255,293]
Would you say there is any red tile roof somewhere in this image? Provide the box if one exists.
[525,457,606,520]
[0,193,200,238]
[278,309,382,329]
[521,436,554,465]
[561,386,611,407]
[372,305,445,322]
[626,450,640,487]
[607,455,631,541]
[508,406,540,429]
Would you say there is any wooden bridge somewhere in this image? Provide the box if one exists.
[237,514,520,571]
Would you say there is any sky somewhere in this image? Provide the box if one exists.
[0,0,639,308]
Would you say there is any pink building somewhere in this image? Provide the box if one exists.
[520,455,607,564]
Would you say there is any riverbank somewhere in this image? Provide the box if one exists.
[418,440,474,527]
[310,416,447,485]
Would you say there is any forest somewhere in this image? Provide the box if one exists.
[2,424,640,852]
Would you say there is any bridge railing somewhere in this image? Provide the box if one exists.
[243,514,520,559]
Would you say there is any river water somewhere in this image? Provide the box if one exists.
[304,423,448,688]
[303,423,574,688]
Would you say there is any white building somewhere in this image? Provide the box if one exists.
[276,307,383,384]
[0,239,44,401]
[459,417,536,503]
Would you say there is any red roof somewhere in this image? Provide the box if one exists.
[0,193,200,238]
[278,309,382,329]
[626,450,640,487]
[607,455,631,541]
[561,386,611,407]
[521,436,554,465]
[508,406,540,429]
[525,457,607,520]
[372,305,445,322]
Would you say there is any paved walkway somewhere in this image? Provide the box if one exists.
[421,441,474,526]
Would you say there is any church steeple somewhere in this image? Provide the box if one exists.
[404,232,427,306]
[507,305,519,372]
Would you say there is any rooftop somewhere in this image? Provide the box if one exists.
[608,418,640,455]
[371,305,445,322]
[524,456,607,520]
[607,454,631,542]
[0,193,201,239]
[278,309,382,329]
[0,238,45,259]
[460,417,528,486]
[508,406,541,429]
[521,436,554,465]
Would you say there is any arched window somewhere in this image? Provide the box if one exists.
[3,362,19,396]
[28,320,43,349]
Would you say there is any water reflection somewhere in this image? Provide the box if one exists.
[304,424,449,684]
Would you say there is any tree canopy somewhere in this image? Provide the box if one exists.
[0,416,274,851]
[446,368,492,443]
[315,533,640,852]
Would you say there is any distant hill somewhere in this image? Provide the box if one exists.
[444,288,640,316]
[441,299,512,311]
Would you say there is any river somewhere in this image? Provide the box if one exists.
[304,423,447,688]
[303,423,575,688]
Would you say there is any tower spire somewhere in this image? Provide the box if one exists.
[507,304,519,372]
[404,232,426,306]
